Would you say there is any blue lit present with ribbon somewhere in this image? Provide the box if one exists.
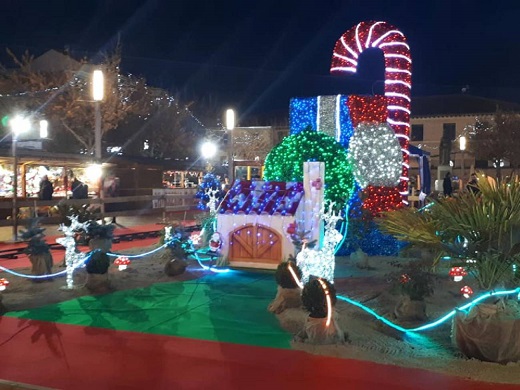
[289,95,354,149]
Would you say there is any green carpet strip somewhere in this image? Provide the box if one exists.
[7,271,291,349]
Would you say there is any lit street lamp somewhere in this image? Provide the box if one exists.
[201,141,217,172]
[225,109,235,185]
[459,135,466,181]
[92,69,104,159]
[10,116,30,241]
[92,69,105,218]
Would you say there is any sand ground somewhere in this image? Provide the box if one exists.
[1,243,519,385]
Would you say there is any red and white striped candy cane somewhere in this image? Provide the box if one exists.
[330,20,411,202]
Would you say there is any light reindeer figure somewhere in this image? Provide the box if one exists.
[56,215,87,289]
[205,188,220,215]
[297,201,343,284]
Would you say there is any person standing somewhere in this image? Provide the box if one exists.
[466,173,480,194]
[443,172,453,197]
[71,176,88,199]
[38,175,54,200]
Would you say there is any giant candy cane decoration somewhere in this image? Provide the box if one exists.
[330,20,411,199]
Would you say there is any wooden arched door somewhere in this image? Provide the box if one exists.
[229,223,282,265]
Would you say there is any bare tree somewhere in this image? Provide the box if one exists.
[471,109,520,180]
[0,47,150,154]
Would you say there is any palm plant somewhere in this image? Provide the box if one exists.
[378,174,520,290]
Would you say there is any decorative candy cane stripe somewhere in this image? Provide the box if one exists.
[386,92,411,101]
[385,80,412,89]
[379,41,410,50]
[386,67,412,75]
[332,53,358,66]
[387,105,411,114]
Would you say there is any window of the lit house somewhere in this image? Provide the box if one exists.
[443,123,456,140]
[411,124,424,141]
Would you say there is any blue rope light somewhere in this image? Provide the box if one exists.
[337,287,520,333]
[106,238,230,273]
[0,265,67,279]
[0,252,92,279]
[191,251,231,273]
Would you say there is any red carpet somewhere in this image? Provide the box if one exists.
[0,316,516,390]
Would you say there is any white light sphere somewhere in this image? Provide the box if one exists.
[348,122,402,188]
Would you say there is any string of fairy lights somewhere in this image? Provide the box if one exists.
[0,74,214,132]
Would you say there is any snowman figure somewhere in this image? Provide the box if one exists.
[209,232,222,252]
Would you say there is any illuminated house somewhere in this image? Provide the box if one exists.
[216,162,324,269]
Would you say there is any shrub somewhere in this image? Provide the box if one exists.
[302,278,337,318]
[275,260,302,289]
[161,224,193,259]
[378,173,520,289]
[19,219,51,256]
[391,261,435,301]
[52,204,96,225]
[85,220,115,240]
[86,250,110,274]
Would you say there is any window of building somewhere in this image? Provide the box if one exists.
[443,123,456,140]
[411,124,424,141]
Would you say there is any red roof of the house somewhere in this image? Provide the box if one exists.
[219,180,304,216]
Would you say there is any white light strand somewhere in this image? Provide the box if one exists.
[332,53,358,66]
[340,36,359,59]
[371,30,406,48]
[365,21,385,48]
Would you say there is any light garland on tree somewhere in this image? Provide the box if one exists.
[264,129,355,208]
[348,122,402,188]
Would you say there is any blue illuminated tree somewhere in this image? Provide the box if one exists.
[195,173,223,210]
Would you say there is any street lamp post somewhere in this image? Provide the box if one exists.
[92,70,105,218]
[225,109,235,186]
[92,70,104,159]
[459,135,466,182]
[10,116,30,241]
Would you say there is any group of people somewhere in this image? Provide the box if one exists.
[38,175,88,200]
[443,172,480,197]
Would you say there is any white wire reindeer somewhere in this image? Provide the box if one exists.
[297,201,343,284]
[205,188,220,215]
[56,215,87,289]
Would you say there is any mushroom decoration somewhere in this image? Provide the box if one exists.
[449,267,468,282]
[114,256,131,271]
[461,285,473,299]
[0,278,9,291]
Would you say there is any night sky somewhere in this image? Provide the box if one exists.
[1,0,520,120]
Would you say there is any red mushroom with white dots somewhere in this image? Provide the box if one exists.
[460,285,473,299]
[449,267,467,282]
[0,278,9,291]
[114,257,131,271]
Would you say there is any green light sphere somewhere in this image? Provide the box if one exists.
[264,128,355,207]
